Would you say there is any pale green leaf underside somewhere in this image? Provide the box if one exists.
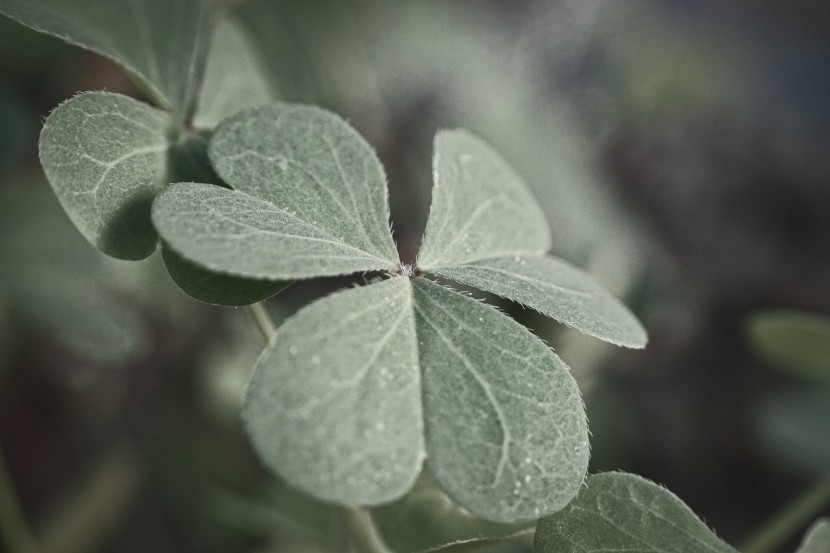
[209,103,399,265]
[797,519,830,553]
[534,472,738,553]
[39,92,171,260]
[0,0,209,114]
[747,310,830,379]
[431,256,647,348]
[412,278,588,523]
[161,246,290,306]
[371,471,530,553]
[192,17,277,129]
[152,183,395,279]
[417,130,551,270]
[243,277,424,505]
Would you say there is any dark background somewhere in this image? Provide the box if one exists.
[1,0,829,551]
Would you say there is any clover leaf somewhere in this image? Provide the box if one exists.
[534,472,739,553]
[152,102,646,522]
[535,473,830,553]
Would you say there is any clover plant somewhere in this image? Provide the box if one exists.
[1,1,827,552]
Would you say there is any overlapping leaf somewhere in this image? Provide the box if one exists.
[154,104,400,279]
[39,92,172,260]
[0,0,210,114]
[534,472,738,553]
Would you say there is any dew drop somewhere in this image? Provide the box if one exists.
[311,355,321,365]
[289,346,299,355]
[524,474,532,483]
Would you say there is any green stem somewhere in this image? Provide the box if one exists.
[347,507,390,553]
[0,444,40,553]
[741,473,830,553]
[247,302,276,342]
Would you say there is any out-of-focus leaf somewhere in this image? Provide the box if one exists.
[0,184,149,364]
[412,278,588,523]
[0,0,210,114]
[534,472,737,553]
[39,92,171,260]
[755,385,830,475]
[243,277,423,506]
[161,246,289,306]
[430,256,647,348]
[747,310,830,379]
[796,519,830,553]
[372,471,530,553]
[417,130,550,270]
[193,17,277,129]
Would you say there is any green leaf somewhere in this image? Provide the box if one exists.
[243,277,424,505]
[797,519,830,553]
[39,92,171,260]
[411,278,588,523]
[534,472,737,553]
[161,246,289,306]
[192,17,277,129]
[430,256,647,348]
[153,182,395,279]
[417,130,551,270]
[155,103,400,279]
[747,310,830,379]
[754,384,830,475]
[372,471,530,553]
[210,104,398,262]
[0,0,210,114]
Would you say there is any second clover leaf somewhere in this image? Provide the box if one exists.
[151,102,647,522]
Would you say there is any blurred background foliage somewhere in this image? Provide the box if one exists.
[1,0,829,551]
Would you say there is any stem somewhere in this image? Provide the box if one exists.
[0,444,40,553]
[346,507,390,553]
[741,473,830,553]
[247,302,276,342]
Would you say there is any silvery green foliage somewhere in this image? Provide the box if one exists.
[155,105,399,279]
[432,256,646,348]
[534,472,738,553]
[23,5,276,265]
[244,278,423,505]
[797,519,830,553]
[417,130,551,269]
[153,104,646,521]
[39,92,172,260]
[413,278,588,521]
[0,0,209,114]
